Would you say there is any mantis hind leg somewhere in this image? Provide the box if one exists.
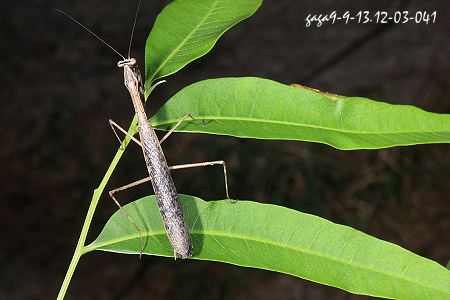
[108,177,151,258]
[169,160,232,201]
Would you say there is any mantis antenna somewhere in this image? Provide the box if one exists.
[127,0,143,59]
[54,8,126,60]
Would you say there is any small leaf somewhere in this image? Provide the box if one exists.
[144,0,262,95]
[150,77,450,150]
[87,195,450,299]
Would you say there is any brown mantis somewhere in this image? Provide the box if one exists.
[56,1,230,259]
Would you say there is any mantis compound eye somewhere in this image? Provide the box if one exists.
[117,58,137,68]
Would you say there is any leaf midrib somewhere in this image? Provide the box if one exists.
[86,230,449,296]
[152,116,449,135]
[148,0,220,81]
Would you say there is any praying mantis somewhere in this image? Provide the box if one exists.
[56,1,230,259]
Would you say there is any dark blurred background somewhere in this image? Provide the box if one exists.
[1,0,449,299]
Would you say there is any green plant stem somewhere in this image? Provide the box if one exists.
[56,116,137,300]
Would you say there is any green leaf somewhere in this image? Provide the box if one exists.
[150,77,450,150]
[87,195,450,299]
[144,0,262,95]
